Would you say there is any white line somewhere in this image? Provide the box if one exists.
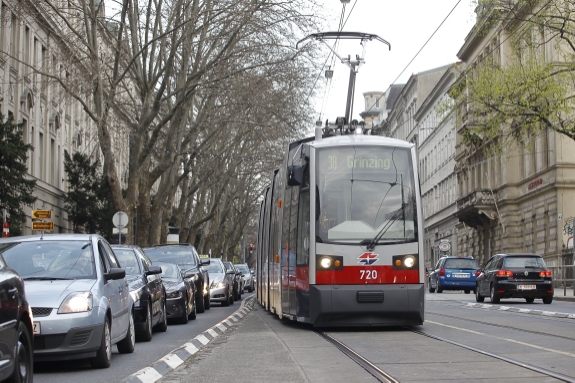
[504,338,575,358]
[134,367,163,383]
[217,323,227,332]
[195,334,210,345]
[184,343,199,355]
[519,309,530,313]
[225,319,233,326]
[161,354,184,369]
[499,306,510,311]
[230,316,239,322]
[542,311,555,316]
[207,329,218,337]
[426,320,482,334]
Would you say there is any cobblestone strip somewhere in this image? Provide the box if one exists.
[464,302,575,319]
[123,297,255,383]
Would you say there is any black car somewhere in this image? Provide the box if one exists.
[112,245,167,341]
[0,249,33,382]
[155,262,196,323]
[223,261,242,300]
[476,253,554,304]
[143,244,211,313]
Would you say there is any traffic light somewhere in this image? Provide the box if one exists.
[249,243,253,254]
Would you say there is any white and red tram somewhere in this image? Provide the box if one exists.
[256,125,425,326]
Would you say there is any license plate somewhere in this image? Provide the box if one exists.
[33,321,41,335]
[454,273,469,278]
[518,285,536,290]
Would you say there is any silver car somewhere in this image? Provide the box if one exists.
[0,234,135,368]
[205,258,234,306]
[234,263,254,292]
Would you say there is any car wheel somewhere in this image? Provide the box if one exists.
[204,294,211,310]
[437,284,443,293]
[196,290,206,313]
[525,297,535,303]
[117,312,136,353]
[189,298,197,320]
[475,286,484,302]
[137,303,153,342]
[7,321,33,382]
[90,316,112,368]
[222,289,230,307]
[230,287,235,305]
[490,285,500,304]
[154,297,168,332]
[178,295,190,324]
[428,279,435,293]
[464,289,470,294]
[543,296,553,304]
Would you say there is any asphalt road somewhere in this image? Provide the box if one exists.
[33,295,253,383]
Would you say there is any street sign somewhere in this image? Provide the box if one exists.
[112,211,129,227]
[32,210,52,219]
[113,227,128,234]
[32,222,54,231]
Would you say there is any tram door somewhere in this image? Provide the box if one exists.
[281,186,298,317]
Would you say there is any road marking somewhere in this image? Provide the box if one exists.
[184,343,199,354]
[195,334,210,345]
[426,320,482,334]
[135,367,163,383]
[429,320,575,358]
[207,328,218,337]
[217,323,227,332]
[161,354,184,369]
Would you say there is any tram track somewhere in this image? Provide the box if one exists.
[314,329,400,383]
[317,324,575,383]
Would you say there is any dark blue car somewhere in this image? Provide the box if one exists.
[428,256,480,294]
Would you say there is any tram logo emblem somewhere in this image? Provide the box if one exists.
[358,252,379,265]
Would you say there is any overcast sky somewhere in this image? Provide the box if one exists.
[310,0,476,124]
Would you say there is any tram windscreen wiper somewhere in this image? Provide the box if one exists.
[361,203,408,251]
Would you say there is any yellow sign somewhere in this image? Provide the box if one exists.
[32,222,54,231]
[199,254,210,259]
[32,210,52,219]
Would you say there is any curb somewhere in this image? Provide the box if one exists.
[463,302,575,319]
[123,296,256,383]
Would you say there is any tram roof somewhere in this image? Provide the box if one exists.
[305,134,414,149]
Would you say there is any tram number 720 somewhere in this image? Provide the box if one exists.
[359,269,378,280]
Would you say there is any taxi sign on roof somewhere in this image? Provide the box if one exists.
[199,254,210,259]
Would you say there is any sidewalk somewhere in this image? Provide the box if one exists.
[553,287,575,302]
[157,298,377,383]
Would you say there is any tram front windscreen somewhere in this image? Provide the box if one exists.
[315,145,418,245]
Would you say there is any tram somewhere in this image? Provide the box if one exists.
[255,121,425,327]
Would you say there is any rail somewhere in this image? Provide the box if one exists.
[548,265,575,297]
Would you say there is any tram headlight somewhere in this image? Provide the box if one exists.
[320,257,332,269]
[404,256,416,268]
[316,255,344,271]
[392,254,418,270]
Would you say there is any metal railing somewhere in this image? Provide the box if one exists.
[548,265,575,297]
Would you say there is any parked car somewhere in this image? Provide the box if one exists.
[111,245,167,341]
[142,244,210,313]
[205,259,235,306]
[0,234,135,368]
[234,263,254,293]
[154,262,196,323]
[223,261,243,300]
[428,256,480,294]
[0,248,33,382]
[476,253,553,304]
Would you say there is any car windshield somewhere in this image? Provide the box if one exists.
[155,262,181,280]
[113,248,142,275]
[0,240,95,280]
[316,146,418,245]
[235,264,249,273]
[503,257,546,268]
[443,259,479,270]
[205,262,224,274]
[143,247,197,268]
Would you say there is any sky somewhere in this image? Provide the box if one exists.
[311,0,477,124]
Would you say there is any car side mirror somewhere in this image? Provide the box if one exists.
[146,265,162,275]
[200,258,210,266]
[287,165,304,186]
[105,268,126,281]
[226,270,235,275]
[184,271,195,279]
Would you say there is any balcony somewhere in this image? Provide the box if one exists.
[455,189,498,229]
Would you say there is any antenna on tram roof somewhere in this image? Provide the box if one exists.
[297,32,391,127]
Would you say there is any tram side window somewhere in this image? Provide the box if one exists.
[297,188,310,266]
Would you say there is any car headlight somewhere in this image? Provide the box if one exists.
[166,290,182,299]
[192,274,199,281]
[58,292,93,314]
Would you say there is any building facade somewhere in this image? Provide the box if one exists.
[0,0,128,234]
